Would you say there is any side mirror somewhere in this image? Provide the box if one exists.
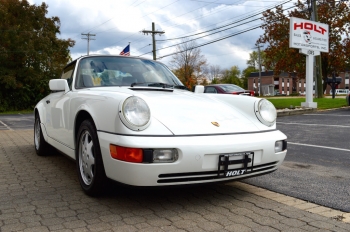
[193,85,204,93]
[49,79,70,93]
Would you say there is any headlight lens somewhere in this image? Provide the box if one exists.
[120,96,151,130]
[255,99,276,126]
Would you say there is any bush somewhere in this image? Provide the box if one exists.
[289,93,299,96]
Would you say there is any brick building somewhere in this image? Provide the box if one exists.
[248,71,349,96]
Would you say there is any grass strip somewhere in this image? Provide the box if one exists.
[267,97,348,110]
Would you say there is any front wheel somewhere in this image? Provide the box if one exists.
[76,119,107,196]
[34,114,50,156]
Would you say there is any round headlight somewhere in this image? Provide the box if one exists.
[119,96,151,131]
[255,99,276,126]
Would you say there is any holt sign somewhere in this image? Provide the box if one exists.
[289,17,329,53]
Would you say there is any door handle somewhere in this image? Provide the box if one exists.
[46,100,50,104]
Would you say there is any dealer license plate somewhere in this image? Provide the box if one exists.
[217,152,254,177]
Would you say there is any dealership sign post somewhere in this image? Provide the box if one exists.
[289,17,329,108]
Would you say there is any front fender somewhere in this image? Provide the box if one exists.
[35,98,49,141]
[71,92,173,136]
[205,94,276,130]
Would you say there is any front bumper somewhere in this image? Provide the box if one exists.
[98,130,287,186]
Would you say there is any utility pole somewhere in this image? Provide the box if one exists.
[81,33,96,55]
[141,22,164,60]
[255,44,263,96]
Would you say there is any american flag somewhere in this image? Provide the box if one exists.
[120,44,130,56]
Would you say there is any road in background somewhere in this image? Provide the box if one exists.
[0,113,34,130]
[244,108,350,212]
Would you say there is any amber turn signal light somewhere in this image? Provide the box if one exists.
[110,145,143,163]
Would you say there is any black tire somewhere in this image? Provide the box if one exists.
[34,114,50,156]
[76,119,107,196]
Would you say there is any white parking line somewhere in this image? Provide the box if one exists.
[0,120,13,131]
[304,114,350,117]
[277,122,350,128]
[288,142,350,152]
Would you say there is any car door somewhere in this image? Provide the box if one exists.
[45,62,76,149]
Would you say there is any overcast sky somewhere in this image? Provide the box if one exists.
[28,0,297,71]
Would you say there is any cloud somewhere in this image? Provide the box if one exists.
[29,0,296,72]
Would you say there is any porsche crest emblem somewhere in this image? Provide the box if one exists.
[211,122,220,127]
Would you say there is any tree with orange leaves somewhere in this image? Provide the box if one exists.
[258,0,350,92]
[170,40,207,90]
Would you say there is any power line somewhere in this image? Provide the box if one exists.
[123,0,291,50]
[138,3,295,57]
[83,0,284,53]
[156,0,291,42]
[157,0,292,32]
[94,0,247,49]
[151,17,261,54]
[156,24,262,59]
[137,44,152,50]
[190,0,285,3]
[154,0,224,27]
[139,23,262,58]
[73,0,293,56]
[159,1,244,31]
[153,5,296,59]
[104,0,226,50]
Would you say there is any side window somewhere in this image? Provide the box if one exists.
[205,87,217,93]
[60,62,76,90]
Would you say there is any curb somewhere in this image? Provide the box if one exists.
[277,106,350,117]
[226,182,350,223]
[277,107,317,117]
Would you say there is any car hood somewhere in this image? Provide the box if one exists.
[132,90,260,135]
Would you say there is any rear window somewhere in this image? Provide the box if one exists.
[220,85,244,93]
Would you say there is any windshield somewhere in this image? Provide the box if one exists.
[220,85,244,93]
[75,56,184,88]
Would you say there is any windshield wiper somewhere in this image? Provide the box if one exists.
[173,85,188,90]
[130,82,187,89]
[148,82,175,88]
[130,82,174,88]
[130,82,145,87]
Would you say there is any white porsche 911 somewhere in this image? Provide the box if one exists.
[34,55,287,196]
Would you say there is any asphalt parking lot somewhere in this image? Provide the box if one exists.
[0,113,34,131]
[244,107,350,212]
[0,111,350,231]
